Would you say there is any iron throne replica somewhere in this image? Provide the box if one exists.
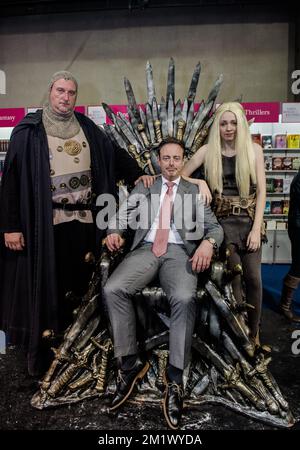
[32,59,294,429]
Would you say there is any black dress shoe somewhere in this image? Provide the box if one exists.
[110,360,150,411]
[162,373,184,430]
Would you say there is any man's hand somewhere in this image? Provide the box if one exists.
[190,240,214,272]
[4,232,25,251]
[105,233,125,252]
[134,175,157,188]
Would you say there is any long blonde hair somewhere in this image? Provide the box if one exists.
[204,102,257,197]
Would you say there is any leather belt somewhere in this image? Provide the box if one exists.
[213,194,256,220]
[52,202,99,212]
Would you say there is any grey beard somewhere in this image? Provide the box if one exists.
[42,103,80,139]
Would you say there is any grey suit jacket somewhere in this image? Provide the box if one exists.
[108,176,223,256]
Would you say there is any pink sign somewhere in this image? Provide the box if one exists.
[241,102,280,123]
[0,108,26,127]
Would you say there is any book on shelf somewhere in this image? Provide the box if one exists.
[266,156,300,171]
[266,179,274,193]
[266,219,276,230]
[0,140,9,152]
[282,200,290,215]
[273,178,283,193]
[283,176,294,194]
[251,133,262,145]
[266,177,287,193]
[287,134,300,149]
[271,201,283,214]
[274,134,287,148]
[272,156,283,170]
[276,221,287,230]
[265,219,288,231]
[282,156,293,170]
[264,156,272,171]
[264,200,271,214]
[262,135,273,149]
[292,157,300,170]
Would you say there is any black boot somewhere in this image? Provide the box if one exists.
[280,274,300,323]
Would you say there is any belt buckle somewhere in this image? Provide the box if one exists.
[232,205,241,215]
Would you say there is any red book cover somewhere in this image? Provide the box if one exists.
[273,178,283,193]
[251,133,262,145]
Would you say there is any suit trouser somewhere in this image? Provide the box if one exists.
[104,243,198,370]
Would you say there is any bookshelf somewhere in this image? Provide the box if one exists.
[250,119,300,264]
[265,148,300,153]
[265,170,298,173]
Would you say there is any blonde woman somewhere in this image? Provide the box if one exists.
[182,102,266,347]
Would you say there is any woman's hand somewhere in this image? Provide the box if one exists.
[197,180,212,205]
[135,175,157,188]
[246,228,261,252]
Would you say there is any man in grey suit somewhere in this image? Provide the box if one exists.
[104,137,223,429]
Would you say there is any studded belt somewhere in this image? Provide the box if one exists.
[213,193,256,220]
[52,201,99,212]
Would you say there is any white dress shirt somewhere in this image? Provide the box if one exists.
[144,176,184,245]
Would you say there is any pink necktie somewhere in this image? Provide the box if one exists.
[152,182,175,257]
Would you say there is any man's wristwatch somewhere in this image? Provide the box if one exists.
[203,237,218,250]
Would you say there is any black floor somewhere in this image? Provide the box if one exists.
[0,308,299,431]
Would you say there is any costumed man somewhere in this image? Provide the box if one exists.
[103,138,223,429]
[0,71,151,376]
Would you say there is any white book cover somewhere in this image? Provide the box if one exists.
[266,220,276,230]
[283,176,294,194]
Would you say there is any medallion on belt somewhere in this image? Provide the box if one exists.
[69,177,80,190]
[80,174,89,186]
